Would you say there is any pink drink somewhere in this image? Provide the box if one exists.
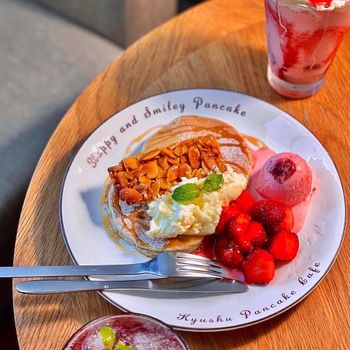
[64,314,189,350]
[265,0,350,98]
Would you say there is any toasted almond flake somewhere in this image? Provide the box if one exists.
[125,172,135,180]
[142,161,158,179]
[201,161,210,174]
[151,180,160,196]
[167,165,179,182]
[141,149,160,161]
[188,145,201,169]
[116,172,129,187]
[158,157,169,170]
[123,157,139,170]
[174,143,188,156]
[180,155,188,163]
[160,148,177,159]
[157,166,167,178]
[178,163,192,178]
[119,188,143,203]
[160,178,170,190]
[168,158,180,165]
[202,153,217,170]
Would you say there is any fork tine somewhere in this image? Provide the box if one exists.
[176,257,218,268]
[177,264,225,276]
[176,261,225,274]
[177,270,222,278]
[175,252,224,269]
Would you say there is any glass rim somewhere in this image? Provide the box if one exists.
[63,312,190,350]
[273,0,350,11]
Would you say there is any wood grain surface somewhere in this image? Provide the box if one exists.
[13,0,350,349]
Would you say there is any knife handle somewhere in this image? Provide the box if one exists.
[0,263,151,278]
[16,279,151,294]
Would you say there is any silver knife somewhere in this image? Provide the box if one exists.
[16,278,247,294]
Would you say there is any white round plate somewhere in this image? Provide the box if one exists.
[60,89,345,331]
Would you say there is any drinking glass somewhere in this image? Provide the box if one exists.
[264,0,350,98]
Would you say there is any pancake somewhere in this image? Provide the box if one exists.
[101,115,252,257]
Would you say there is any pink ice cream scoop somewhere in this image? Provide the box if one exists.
[256,152,312,207]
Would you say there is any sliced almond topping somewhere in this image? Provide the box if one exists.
[195,169,206,179]
[157,165,167,178]
[188,146,201,169]
[180,155,188,163]
[169,142,179,150]
[109,134,227,203]
[141,149,160,161]
[138,174,151,185]
[108,164,123,177]
[123,157,139,170]
[202,154,218,171]
[201,160,210,175]
[218,160,227,173]
[158,157,168,170]
[174,143,188,156]
[160,178,170,190]
[125,172,135,180]
[178,163,192,178]
[116,172,129,187]
[119,188,143,203]
[160,148,177,159]
[142,161,158,179]
[151,180,161,197]
[168,158,180,165]
[167,165,179,182]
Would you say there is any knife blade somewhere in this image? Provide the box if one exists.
[16,277,247,294]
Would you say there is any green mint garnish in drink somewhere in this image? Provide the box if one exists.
[172,183,201,203]
[98,326,116,350]
[114,340,135,350]
[203,173,224,192]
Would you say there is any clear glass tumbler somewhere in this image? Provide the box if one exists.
[264,0,350,98]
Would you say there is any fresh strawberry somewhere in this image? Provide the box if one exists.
[194,235,215,260]
[245,221,267,248]
[234,190,255,214]
[215,204,241,236]
[227,213,251,238]
[241,249,275,284]
[214,238,243,268]
[228,220,267,255]
[268,230,299,261]
[273,207,294,233]
[252,200,294,234]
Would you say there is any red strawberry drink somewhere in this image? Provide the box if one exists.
[64,314,189,350]
[265,0,350,98]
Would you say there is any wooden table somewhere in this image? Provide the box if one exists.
[13,0,350,348]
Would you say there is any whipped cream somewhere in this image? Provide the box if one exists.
[146,169,247,239]
[279,0,349,10]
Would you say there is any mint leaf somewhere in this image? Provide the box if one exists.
[99,326,116,350]
[114,340,135,350]
[203,173,224,192]
[172,183,200,203]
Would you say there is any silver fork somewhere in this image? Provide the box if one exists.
[0,252,227,279]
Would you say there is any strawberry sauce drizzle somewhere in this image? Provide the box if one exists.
[309,0,333,7]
